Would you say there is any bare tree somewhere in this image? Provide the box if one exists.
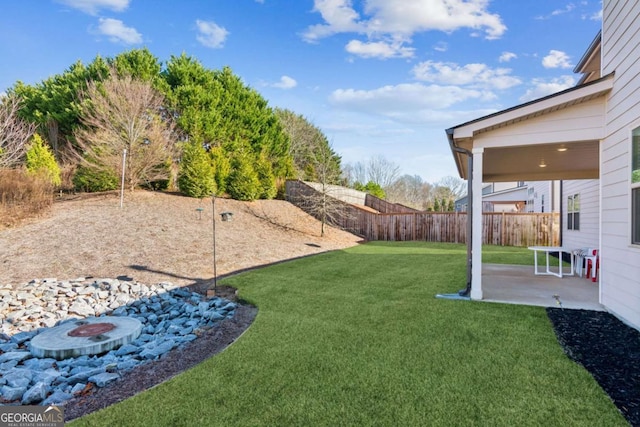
[367,155,400,189]
[437,176,467,199]
[349,161,368,185]
[301,141,350,236]
[74,71,176,191]
[343,156,399,189]
[0,95,36,168]
[386,174,433,210]
[431,176,467,211]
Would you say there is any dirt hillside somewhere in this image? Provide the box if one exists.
[0,191,362,289]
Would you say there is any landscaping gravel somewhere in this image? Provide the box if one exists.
[547,307,640,426]
[0,278,238,408]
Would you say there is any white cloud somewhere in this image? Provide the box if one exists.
[272,76,297,89]
[364,0,506,39]
[552,3,576,16]
[499,51,517,63]
[433,41,448,52]
[195,20,229,48]
[542,50,572,69]
[303,0,506,59]
[345,39,414,59]
[303,0,364,42]
[519,75,576,102]
[57,0,129,15]
[535,3,576,20]
[330,83,485,116]
[412,60,521,90]
[585,9,603,21]
[97,18,142,44]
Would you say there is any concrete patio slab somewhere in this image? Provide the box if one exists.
[482,263,603,311]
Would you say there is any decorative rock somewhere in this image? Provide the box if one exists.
[116,359,138,372]
[88,372,120,387]
[220,302,237,312]
[71,383,87,394]
[10,330,35,344]
[4,368,33,389]
[140,339,176,360]
[114,344,140,356]
[0,351,32,364]
[1,277,237,409]
[32,368,61,386]
[68,300,95,317]
[0,360,20,371]
[22,382,49,404]
[42,390,73,405]
[23,357,56,371]
[66,367,105,386]
[1,385,27,402]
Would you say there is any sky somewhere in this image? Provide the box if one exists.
[0,0,603,183]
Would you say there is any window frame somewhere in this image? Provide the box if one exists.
[567,193,580,231]
[632,127,640,245]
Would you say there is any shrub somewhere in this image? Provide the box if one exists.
[255,153,277,199]
[354,181,385,199]
[210,146,230,194]
[226,153,260,201]
[25,134,61,187]
[72,166,119,192]
[0,168,53,228]
[177,141,216,198]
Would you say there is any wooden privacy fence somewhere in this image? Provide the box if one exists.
[286,180,559,247]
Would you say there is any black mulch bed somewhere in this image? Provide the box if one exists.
[547,308,640,426]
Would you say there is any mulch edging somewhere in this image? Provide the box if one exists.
[547,307,640,426]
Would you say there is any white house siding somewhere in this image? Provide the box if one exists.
[599,0,640,328]
[525,181,560,213]
[562,179,599,251]
[474,97,608,148]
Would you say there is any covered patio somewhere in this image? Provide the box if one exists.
[482,263,603,311]
[446,71,613,305]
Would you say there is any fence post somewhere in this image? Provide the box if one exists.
[501,211,505,246]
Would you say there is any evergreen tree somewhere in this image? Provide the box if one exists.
[255,152,277,199]
[209,146,230,194]
[275,108,341,183]
[177,141,216,198]
[226,152,260,201]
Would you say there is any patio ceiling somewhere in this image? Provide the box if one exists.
[447,73,613,182]
[481,140,599,182]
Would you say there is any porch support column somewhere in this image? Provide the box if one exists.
[471,147,484,300]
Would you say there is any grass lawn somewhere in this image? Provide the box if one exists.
[71,242,625,426]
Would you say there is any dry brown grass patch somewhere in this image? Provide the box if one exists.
[0,168,53,228]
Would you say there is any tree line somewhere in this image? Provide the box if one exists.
[342,156,465,211]
[0,48,341,202]
[1,47,463,213]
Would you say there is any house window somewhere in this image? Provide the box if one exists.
[632,128,640,244]
[568,194,580,231]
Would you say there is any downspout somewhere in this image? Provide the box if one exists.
[447,129,473,296]
[558,180,563,247]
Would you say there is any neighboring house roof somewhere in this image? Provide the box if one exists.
[446,72,614,182]
[481,185,528,203]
